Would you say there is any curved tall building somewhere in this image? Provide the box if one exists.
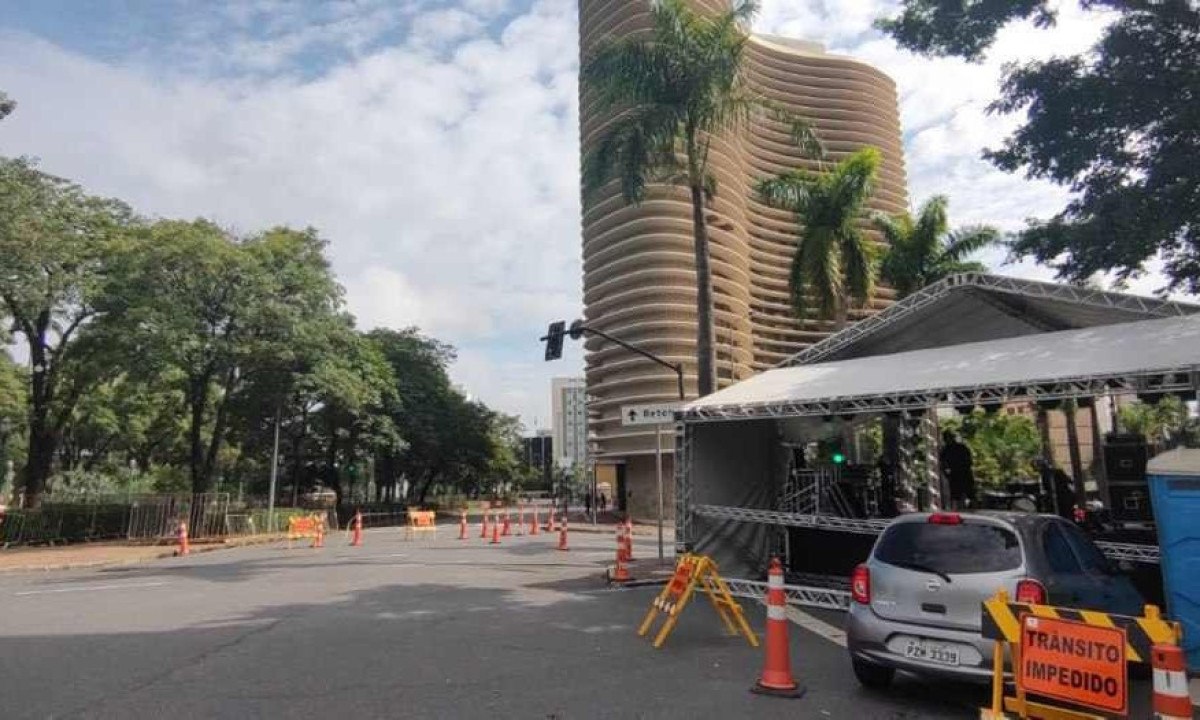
[580,0,909,519]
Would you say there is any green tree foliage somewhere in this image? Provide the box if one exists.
[1118,396,1193,447]
[0,92,13,121]
[875,195,999,298]
[0,157,133,506]
[757,147,882,327]
[877,2,1200,292]
[942,410,1042,489]
[582,0,820,395]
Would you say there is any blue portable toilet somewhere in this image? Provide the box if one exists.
[1147,448,1200,671]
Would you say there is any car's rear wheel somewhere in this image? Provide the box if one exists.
[852,657,895,690]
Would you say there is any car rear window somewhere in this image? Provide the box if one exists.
[874,521,1022,574]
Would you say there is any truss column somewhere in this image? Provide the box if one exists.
[923,409,942,511]
[674,421,693,553]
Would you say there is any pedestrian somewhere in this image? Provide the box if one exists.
[584,492,592,515]
[599,492,607,512]
[939,430,975,510]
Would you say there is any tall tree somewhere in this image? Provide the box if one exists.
[877,1,1200,292]
[875,195,999,298]
[0,158,132,506]
[0,91,14,121]
[757,147,882,328]
[581,0,820,396]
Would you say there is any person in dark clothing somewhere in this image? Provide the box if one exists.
[940,430,976,509]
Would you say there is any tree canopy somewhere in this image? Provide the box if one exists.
[877,1,1200,292]
[875,195,999,298]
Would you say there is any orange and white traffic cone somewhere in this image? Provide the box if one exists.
[313,518,325,549]
[624,518,636,561]
[351,510,363,547]
[557,517,569,551]
[546,507,556,533]
[176,521,190,556]
[610,529,631,583]
[516,505,525,536]
[480,510,489,539]
[502,510,512,537]
[491,514,502,545]
[752,558,805,698]
[616,523,628,562]
[458,510,468,540]
[530,507,540,536]
[1152,643,1191,720]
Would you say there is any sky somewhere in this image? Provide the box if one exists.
[0,0,1136,430]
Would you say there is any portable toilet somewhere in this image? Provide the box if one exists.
[1147,448,1200,671]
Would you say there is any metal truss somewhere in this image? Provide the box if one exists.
[681,370,1198,423]
[693,503,1161,564]
[1094,541,1161,564]
[781,273,1198,368]
[692,504,890,535]
[674,422,693,553]
[723,577,851,612]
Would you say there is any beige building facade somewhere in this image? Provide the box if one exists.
[579,0,910,518]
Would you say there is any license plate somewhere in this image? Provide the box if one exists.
[904,639,960,666]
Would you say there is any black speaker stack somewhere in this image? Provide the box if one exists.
[1103,433,1153,525]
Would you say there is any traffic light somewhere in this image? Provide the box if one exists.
[568,319,585,340]
[544,321,566,361]
[832,452,846,465]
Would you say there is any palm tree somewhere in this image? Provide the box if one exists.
[756,146,882,328]
[874,195,999,298]
[581,0,820,398]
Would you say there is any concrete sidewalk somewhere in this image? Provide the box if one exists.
[0,534,286,573]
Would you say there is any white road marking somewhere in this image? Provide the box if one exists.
[784,606,848,647]
[14,581,170,597]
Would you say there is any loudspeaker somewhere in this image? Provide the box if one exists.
[1108,482,1155,524]
[1104,437,1148,482]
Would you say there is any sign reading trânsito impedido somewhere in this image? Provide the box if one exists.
[1019,614,1127,715]
[621,403,681,427]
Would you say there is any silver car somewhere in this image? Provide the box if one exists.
[845,511,1144,688]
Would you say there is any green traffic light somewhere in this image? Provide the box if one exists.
[832,452,846,464]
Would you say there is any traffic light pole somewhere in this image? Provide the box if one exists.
[562,322,686,402]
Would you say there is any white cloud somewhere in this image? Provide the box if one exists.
[0,0,583,426]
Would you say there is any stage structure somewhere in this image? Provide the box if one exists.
[674,274,1199,578]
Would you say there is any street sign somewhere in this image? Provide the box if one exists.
[621,403,681,427]
[1019,613,1127,715]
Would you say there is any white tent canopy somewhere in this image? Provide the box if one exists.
[684,314,1200,422]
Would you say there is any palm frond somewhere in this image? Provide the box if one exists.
[755,170,812,212]
[582,106,681,204]
[871,210,912,248]
[799,226,843,322]
[582,38,680,109]
[841,228,877,306]
[824,147,881,220]
[941,224,1000,263]
[913,195,949,258]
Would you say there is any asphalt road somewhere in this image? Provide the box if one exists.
[0,528,996,719]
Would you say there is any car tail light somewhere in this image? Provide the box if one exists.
[928,512,962,525]
[851,564,871,605]
[1016,579,1047,605]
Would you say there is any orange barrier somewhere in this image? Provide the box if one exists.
[557,517,569,551]
[501,511,511,537]
[480,510,489,539]
[287,515,322,545]
[491,517,502,545]
[752,558,805,698]
[405,510,438,541]
[530,507,540,536]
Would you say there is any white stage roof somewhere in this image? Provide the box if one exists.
[685,314,1200,421]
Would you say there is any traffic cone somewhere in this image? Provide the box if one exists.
[752,558,804,697]
[616,524,628,562]
[313,517,325,549]
[176,521,190,556]
[1152,644,1192,720]
[491,515,502,545]
[546,507,556,533]
[530,507,540,536]
[480,510,489,539]
[557,517,569,551]
[458,510,468,540]
[609,553,632,583]
[624,518,636,561]
[516,505,525,536]
[502,510,512,537]
[351,510,363,547]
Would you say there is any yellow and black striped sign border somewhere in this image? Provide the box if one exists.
[981,599,1179,664]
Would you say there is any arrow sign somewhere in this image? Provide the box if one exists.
[621,403,681,427]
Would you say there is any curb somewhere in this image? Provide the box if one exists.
[0,534,289,574]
